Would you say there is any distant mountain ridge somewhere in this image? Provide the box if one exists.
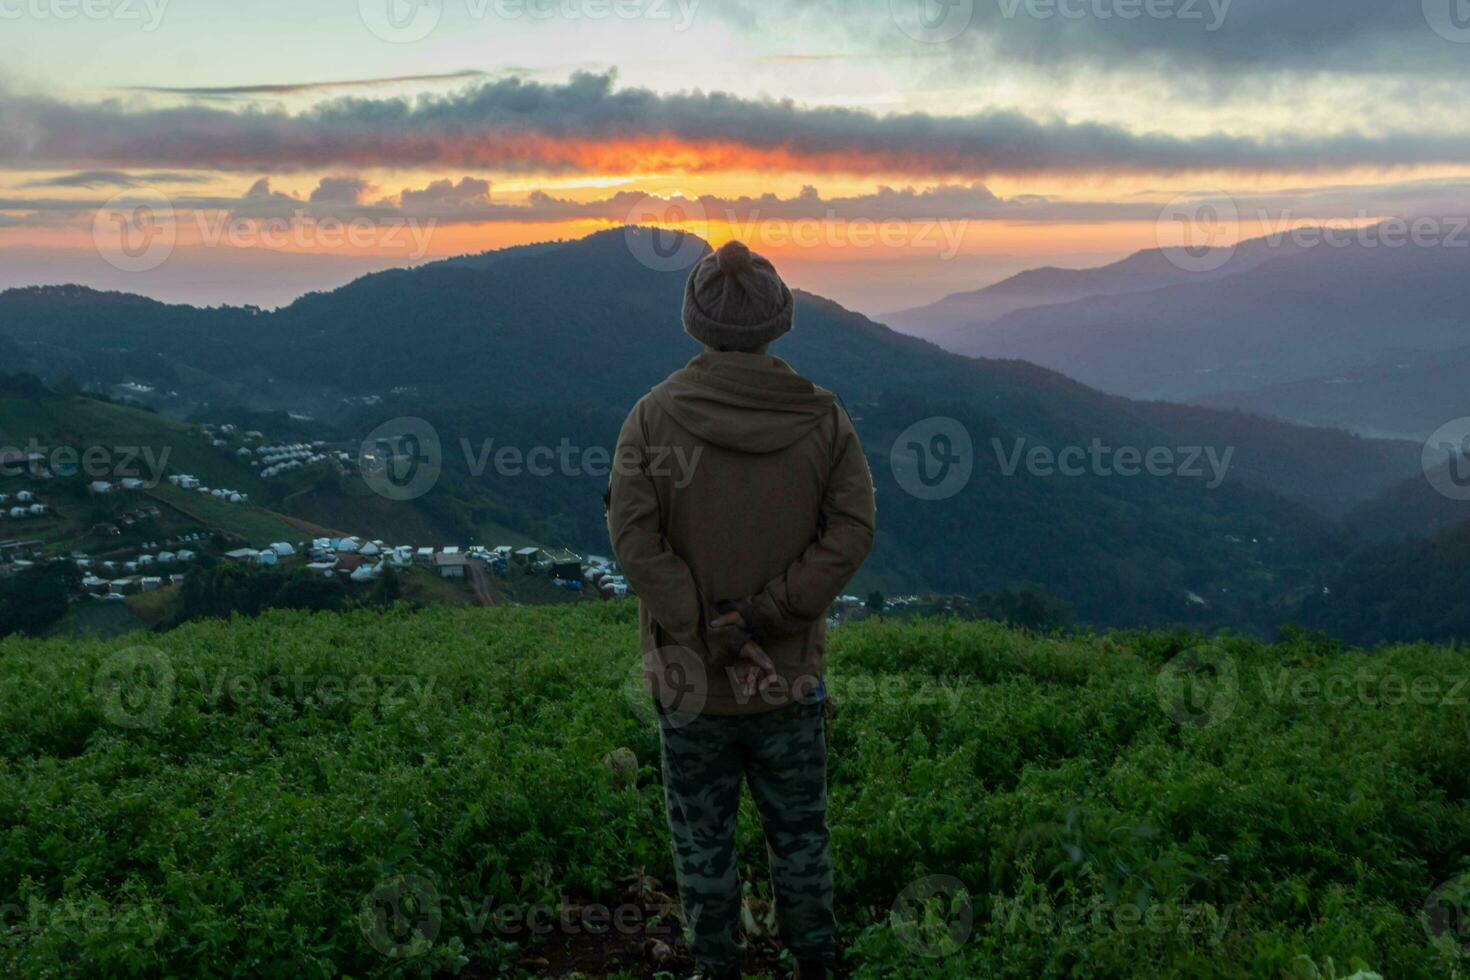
[883,228,1470,440]
[884,236,1292,348]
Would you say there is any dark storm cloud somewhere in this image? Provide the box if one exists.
[798,0,1463,74]
[19,170,210,189]
[1,72,1467,177]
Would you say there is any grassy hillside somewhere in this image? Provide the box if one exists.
[0,391,265,493]
[145,484,304,544]
[1,605,1467,978]
[0,388,300,547]
[0,387,537,553]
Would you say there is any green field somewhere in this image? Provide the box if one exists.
[2,606,1468,978]
[146,484,304,545]
[0,394,270,496]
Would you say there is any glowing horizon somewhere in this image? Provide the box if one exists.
[4,1,1470,311]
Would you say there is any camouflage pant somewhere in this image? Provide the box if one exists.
[658,700,835,974]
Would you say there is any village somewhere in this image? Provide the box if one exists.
[2,420,896,630]
[198,422,350,483]
[219,535,632,602]
[1,450,636,614]
[3,465,888,627]
[3,477,632,606]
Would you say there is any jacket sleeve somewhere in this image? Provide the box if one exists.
[606,402,720,659]
[749,408,876,635]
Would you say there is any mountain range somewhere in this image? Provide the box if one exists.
[887,228,1470,441]
[0,227,1454,634]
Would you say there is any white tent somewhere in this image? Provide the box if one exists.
[350,563,381,582]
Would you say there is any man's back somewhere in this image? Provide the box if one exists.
[609,348,874,714]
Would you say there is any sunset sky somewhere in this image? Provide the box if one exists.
[4,0,1470,312]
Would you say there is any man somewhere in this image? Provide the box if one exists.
[607,239,876,980]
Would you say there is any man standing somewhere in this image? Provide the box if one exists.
[607,239,876,980]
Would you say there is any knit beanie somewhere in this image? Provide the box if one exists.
[682,240,794,351]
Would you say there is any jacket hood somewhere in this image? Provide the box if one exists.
[651,352,837,454]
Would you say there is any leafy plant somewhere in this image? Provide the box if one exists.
[1,607,1467,977]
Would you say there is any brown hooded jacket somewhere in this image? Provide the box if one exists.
[607,350,876,715]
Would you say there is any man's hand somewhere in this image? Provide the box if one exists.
[710,609,747,630]
[733,639,777,697]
